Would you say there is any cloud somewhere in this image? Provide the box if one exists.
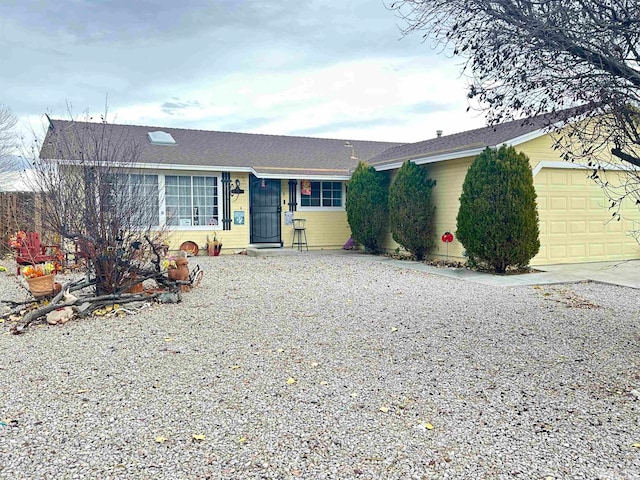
[291,118,398,138]
[0,0,488,147]
[160,99,204,116]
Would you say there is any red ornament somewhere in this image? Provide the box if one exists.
[441,232,454,243]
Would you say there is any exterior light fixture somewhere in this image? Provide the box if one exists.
[231,178,244,196]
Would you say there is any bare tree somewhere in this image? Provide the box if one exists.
[0,104,18,173]
[388,0,640,216]
[32,109,167,295]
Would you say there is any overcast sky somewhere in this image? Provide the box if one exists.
[0,0,487,146]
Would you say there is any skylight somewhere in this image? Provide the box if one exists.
[148,131,176,145]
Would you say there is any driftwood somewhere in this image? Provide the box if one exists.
[10,290,162,334]
[4,238,203,334]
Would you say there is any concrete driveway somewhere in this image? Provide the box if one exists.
[536,259,640,289]
[376,258,640,288]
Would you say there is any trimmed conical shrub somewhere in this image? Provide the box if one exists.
[389,161,437,260]
[346,161,389,253]
[456,145,540,273]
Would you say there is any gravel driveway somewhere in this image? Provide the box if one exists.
[1,254,639,479]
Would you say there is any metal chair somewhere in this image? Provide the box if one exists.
[291,218,308,251]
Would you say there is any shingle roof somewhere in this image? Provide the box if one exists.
[41,119,401,178]
[367,112,564,168]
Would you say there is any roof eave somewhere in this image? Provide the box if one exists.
[373,127,550,171]
[46,160,351,180]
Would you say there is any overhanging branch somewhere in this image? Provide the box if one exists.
[612,148,640,167]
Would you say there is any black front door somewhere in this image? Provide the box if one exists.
[250,175,282,245]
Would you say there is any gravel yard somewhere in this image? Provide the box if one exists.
[0,253,639,479]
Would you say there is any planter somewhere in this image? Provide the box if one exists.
[207,244,222,256]
[168,258,191,292]
[26,274,55,298]
[168,258,190,292]
[125,275,144,294]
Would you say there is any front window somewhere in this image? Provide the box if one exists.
[300,181,343,208]
[130,174,159,226]
[106,173,159,227]
[165,175,219,227]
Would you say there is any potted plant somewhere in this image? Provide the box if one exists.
[23,262,60,298]
[166,251,190,292]
[206,234,222,256]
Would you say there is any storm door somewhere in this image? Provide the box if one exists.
[250,174,282,245]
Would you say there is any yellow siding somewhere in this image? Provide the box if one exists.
[281,180,351,249]
[161,133,640,264]
[284,211,351,249]
[165,176,350,254]
[383,158,474,262]
[381,133,640,265]
[517,134,561,167]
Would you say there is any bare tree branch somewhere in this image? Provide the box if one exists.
[388,0,640,220]
[25,105,168,295]
[0,104,18,174]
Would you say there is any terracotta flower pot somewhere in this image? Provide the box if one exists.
[168,258,189,282]
[125,275,144,294]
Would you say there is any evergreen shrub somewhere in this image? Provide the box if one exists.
[389,161,437,260]
[456,145,540,273]
[346,161,389,253]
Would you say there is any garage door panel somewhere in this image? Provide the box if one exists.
[570,171,590,186]
[570,197,587,210]
[606,243,623,256]
[550,197,567,211]
[588,221,605,233]
[624,243,640,255]
[538,221,547,235]
[569,221,586,234]
[551,172,568,185]
[588,243,605,257]
[537,196,547,209]
[534,167,640,264]
[569,244,586,258]
[549,221,567,234]
[549,245,567,259]
[589,197,608,210]
[605,220,623,233]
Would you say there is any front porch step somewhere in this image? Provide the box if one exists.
[246,247,305,257]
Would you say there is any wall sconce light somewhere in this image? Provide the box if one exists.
[231,178,244,196]
[260,178,267,188]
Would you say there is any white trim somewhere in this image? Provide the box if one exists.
[296,179,346,212]
[259,172,351,181]
[134,163,251,173]
[531,161,589,177]
[374,147,487,171]
[47,158,349,180]
[508,128,548,147]
[163,172,223,230]
[374,128,550,172]
[531,160,637,177]
[413,147,487,166]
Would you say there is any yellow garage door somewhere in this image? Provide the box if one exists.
[533,167,640,265]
